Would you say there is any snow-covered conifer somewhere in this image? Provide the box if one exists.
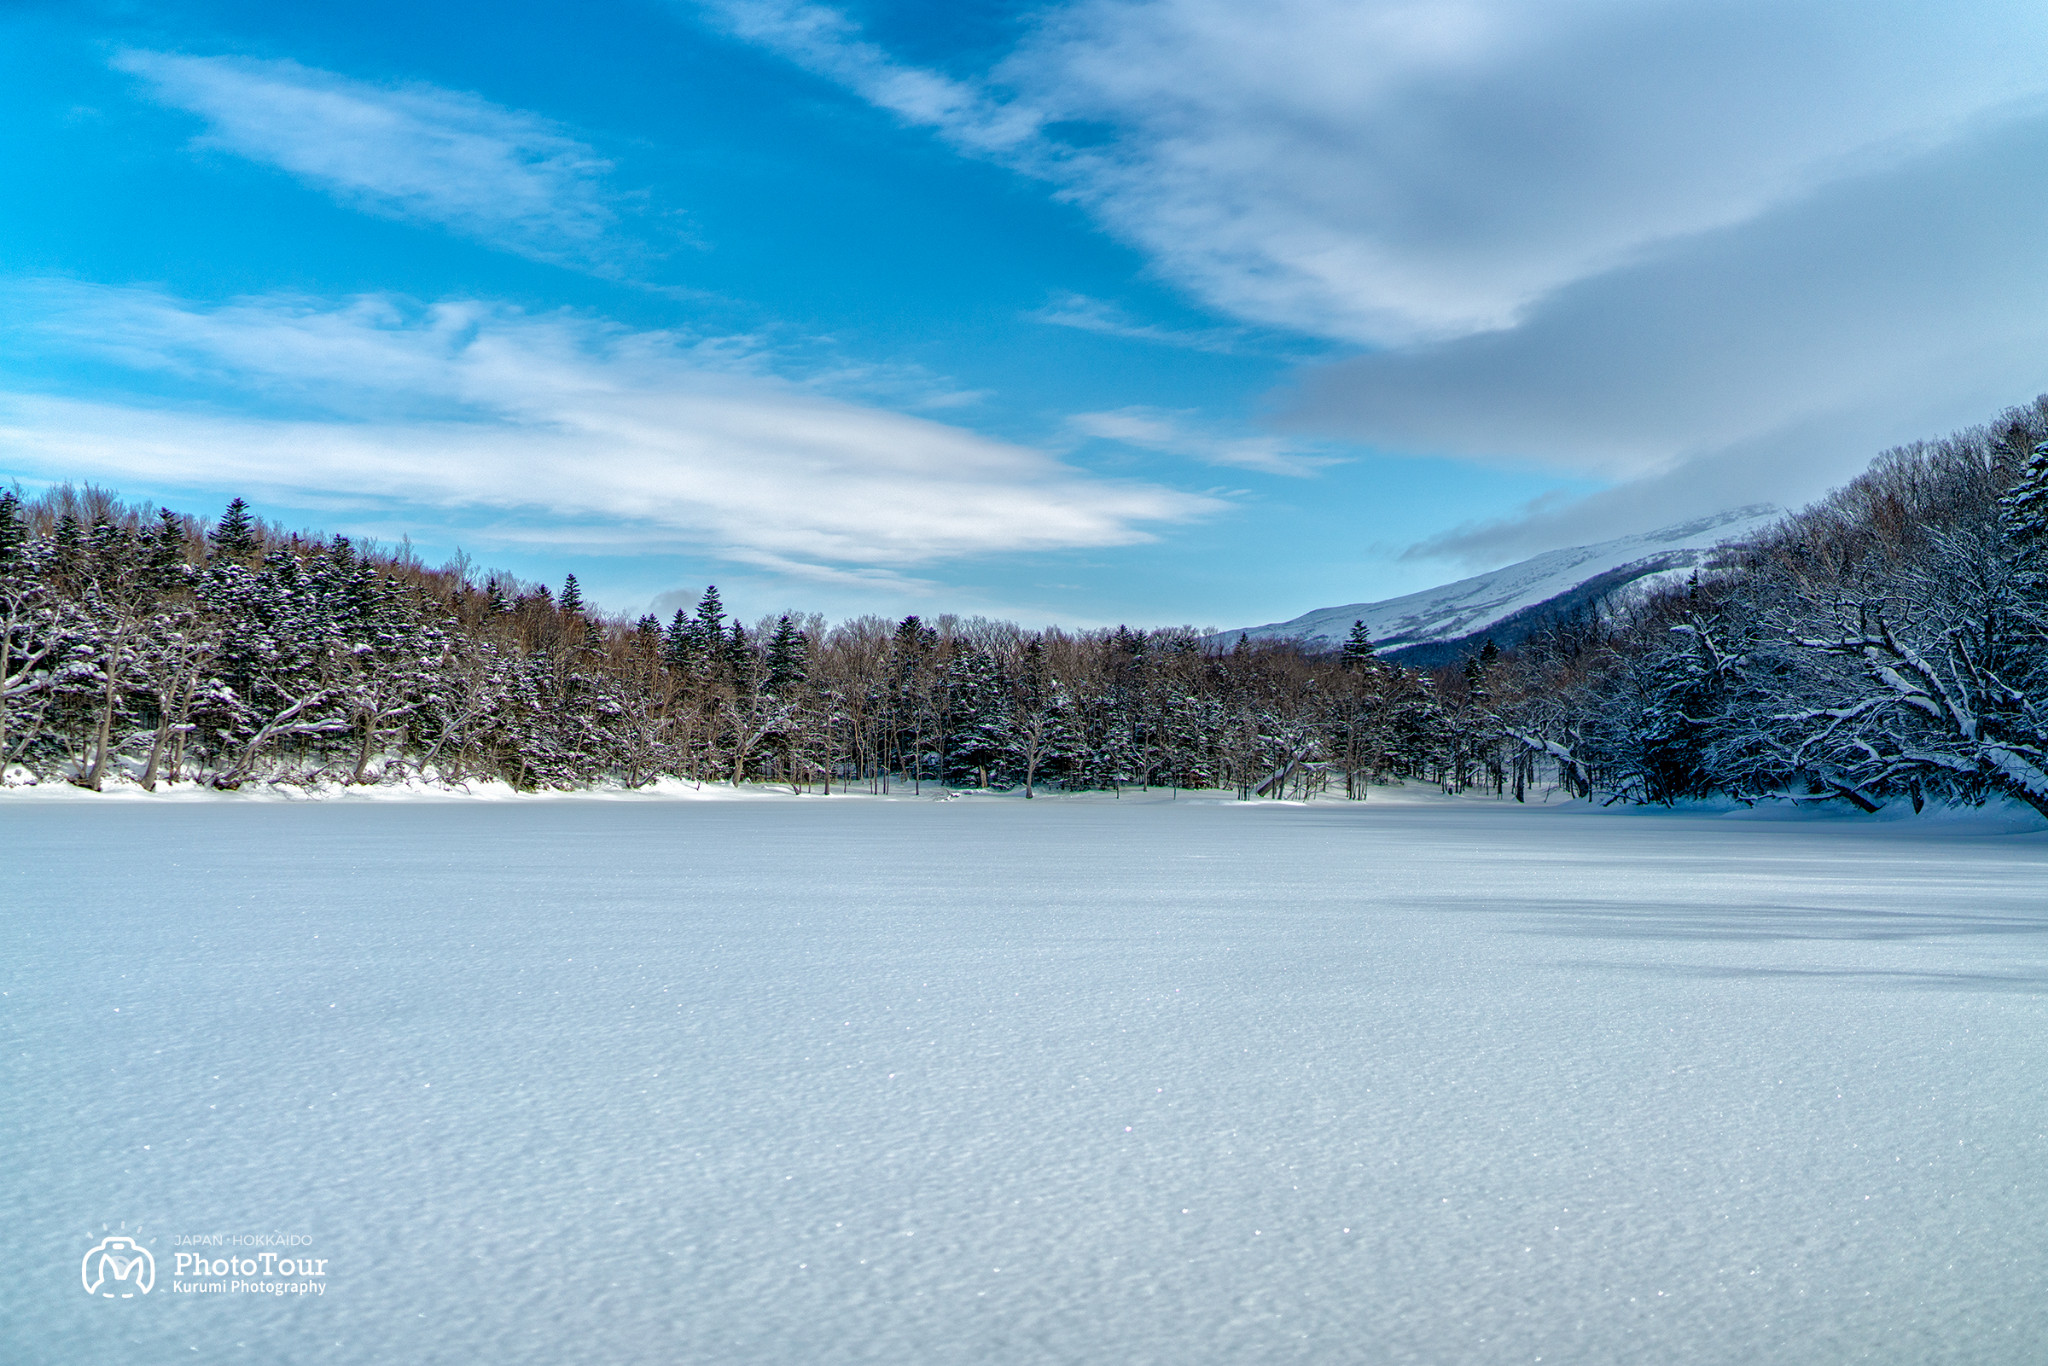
[0,492,24,570]
[692,586,724,646]
[663,609,694,671]
[208,498,259,565]
[1340,620,1376,669]
[766,614,807,694]
[1999,439,2048,593]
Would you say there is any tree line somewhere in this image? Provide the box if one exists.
[1463,397,2048,818]
[5,393,2046,813]
[0,490,1451,795]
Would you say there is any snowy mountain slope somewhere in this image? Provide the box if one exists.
[1229,505,1783,660]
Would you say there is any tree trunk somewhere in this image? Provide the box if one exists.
[140,706,176,792]
[350,712,377,784]
[84,665,122,791]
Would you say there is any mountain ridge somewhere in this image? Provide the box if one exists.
[1226,505,1784,662]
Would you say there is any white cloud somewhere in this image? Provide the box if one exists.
[696,0,2048,569]
[1284,110,2048,561]
[696,2,1045,157]
[1069,407,1338,477]
[696,0,2048,346]
[1028,292,1246,355]
[113,50,619,267]
[0,286,1217,571]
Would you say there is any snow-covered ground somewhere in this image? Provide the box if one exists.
[6,794,2047,1364]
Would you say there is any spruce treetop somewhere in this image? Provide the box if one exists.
[208,497,259,565]
[1340,619,1376,669]
[2000,441,2048,599]
[0,491,24,568]
[149,507,185,568]
[693,585,724,640]
[1999,440,2048,547]
[767,613,808,692]
[663,608,694,669]
[722,619,752,678]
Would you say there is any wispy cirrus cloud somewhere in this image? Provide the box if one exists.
[112,50,622,269]
[692,0,2048,564]
[699,2,1045,158]
[696,0,2048,347]
[1069,406,1339,478]
[1284,109,2048,563]
[0,283,1218,573]
[1028,292,1246,355]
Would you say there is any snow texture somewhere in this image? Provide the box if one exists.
[1232,505,1784,652]
[6,791,2048,1364]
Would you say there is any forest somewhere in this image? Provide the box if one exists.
[4,397,2047,815]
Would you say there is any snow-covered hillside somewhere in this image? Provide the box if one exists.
[1232,505,1783,657]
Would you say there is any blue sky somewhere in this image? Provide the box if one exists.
[6,1,2048,627]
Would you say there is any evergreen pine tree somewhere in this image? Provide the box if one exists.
[209,497,259,564]
[766,614,807,693]
[1340,620,1376,669]
[663,609,694,669]
[692,585,724,646]
[87,519,131,582]
[1463,639,1501,711]
[560,574,584,614]
[0,491,23,569]
[148,507,185,580]
[52,513,84,584]
[1999,439,2048,593]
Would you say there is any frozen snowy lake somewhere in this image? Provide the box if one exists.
[6,791,2048,1364]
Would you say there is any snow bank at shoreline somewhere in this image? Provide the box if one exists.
[2,765,2041,831]
[0,770,806,804]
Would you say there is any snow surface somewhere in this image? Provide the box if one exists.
[7,792,2048,1364]
[1232,505,1784,651]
